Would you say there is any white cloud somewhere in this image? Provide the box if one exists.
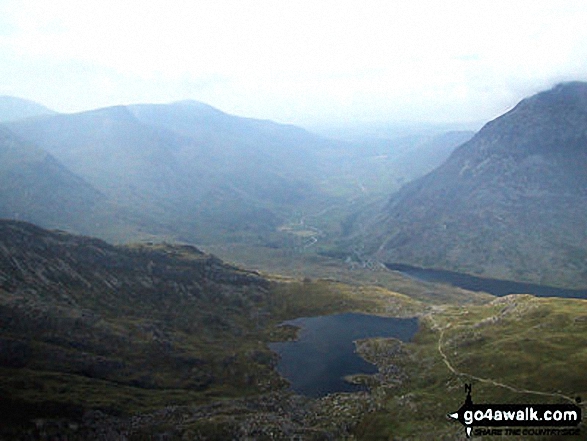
[1,0,587,124]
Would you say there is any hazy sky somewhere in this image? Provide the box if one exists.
[1,0,587,126]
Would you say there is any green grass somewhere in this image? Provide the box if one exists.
[4,224,584,439]
[204,241,494,305]
[354,295,587,440]
[264,278,425,320]
[0,261,427,431]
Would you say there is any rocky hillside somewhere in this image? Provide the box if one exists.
[359,82,587,288]
[0,219,411,439]
[0,219,284,434]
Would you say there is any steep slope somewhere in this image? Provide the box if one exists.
[128,101,336,204]
[7,106,190,210]
[0,219,278,427]
[0,96,56,122]
[130,101,340,236]
[129,100,329,172]
[0,126,112,234]
[389,130,474,183]
[360,82,587,288]
[0,219,420,439]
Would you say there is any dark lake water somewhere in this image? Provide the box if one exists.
[385,263,587,299]
[269,313,418,398]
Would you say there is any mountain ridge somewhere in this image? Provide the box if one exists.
[2,96,480,250]
[0,125,115,235]
[358,82,587,288]
[0,96,56,122]
[6,101,346,244]
[0,218,421,439]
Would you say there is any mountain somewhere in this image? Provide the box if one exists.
[0,124,155,241]
[323,130,474,197]
[0,96,56,122]
[0,219,422,439]
[7,106,190,207]
[3,98,477,251]
[128,100,332,176]
[127,100,334,216]
[0,218,278,435]
[387,131,475,184]
[358,82,587,288]
[7,103,346,244]
[0,126,112,234]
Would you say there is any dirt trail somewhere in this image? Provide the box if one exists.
[426,313,581,406]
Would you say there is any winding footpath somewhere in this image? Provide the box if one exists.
[426,313,581,406]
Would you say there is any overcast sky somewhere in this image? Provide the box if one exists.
[1,0,587,127]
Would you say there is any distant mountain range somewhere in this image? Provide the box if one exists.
[0,97,467,246]
[5,102,339,243]
[357,82,587,288]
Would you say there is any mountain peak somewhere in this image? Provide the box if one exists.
[465,81,587,158]
[168,99,227,116]
[359,82,587,288]
[518,81,587,112]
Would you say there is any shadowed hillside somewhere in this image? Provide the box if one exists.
[0,219,422,439]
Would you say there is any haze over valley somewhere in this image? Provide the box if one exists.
[1,1,586,439]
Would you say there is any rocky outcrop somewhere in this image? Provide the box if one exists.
[0,219,281,434]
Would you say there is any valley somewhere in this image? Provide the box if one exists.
[0,83,586,440]
[1,220,583,439]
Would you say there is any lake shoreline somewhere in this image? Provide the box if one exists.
[385,263,587,299]
[270,313,418,398]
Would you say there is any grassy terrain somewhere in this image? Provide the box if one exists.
[354,295,587,440]
[0,274,426,439]
[0,220,434,438]
[2,220,584,439]
[204,241,494,305]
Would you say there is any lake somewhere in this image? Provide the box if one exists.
[385,263,587,299]
[269,313,418,398]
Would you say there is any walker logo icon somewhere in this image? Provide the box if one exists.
[448,384,582,438]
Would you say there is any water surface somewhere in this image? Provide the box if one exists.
[386,263,587,299]
[270,313,418,397]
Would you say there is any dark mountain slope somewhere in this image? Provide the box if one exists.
[0,96,56,122]
[360,82,587,288]
[0,220,406,439]
[0,219,278,427]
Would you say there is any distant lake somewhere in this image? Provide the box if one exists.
[269,313,418,398]
[386,263,587,299]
